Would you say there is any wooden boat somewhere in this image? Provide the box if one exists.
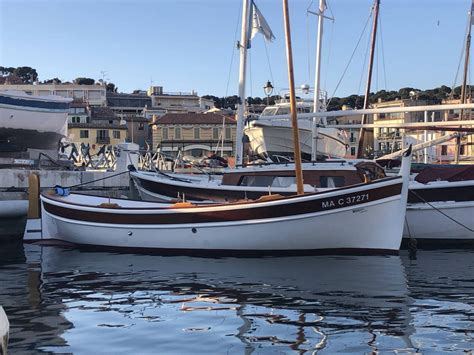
[23,148,412,254]
[404,165,474,242]
[130,160,385,203]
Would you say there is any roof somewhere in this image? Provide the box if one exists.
[153,112,236,125]
[90,106,119,119]
[69,123,127,129]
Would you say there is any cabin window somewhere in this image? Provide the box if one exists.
[239,175,295,188]
[80,130,89,138]
[320,176,345,188]
[212,127,219,140]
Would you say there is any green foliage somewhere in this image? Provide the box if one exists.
[74,77,95,85]
[42,78,62,84]
[0,66,38,83]
[106,83,118,92]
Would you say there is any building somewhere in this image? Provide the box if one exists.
[328,105,373,158]
[372,98,440,159]
[106,92,153,149]
[151,112,236,158]
[68,106,127,154]
[147,86,214,113]
[0,83,107,106]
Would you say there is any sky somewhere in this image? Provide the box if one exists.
[0,0,473,99]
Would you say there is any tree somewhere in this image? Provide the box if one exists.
[43,78,62,84]
[106,83,118,92]
[75,77,95,85]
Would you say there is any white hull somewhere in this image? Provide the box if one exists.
[404,201,474,240]
[245,122,347,159]
[29,174,409,253]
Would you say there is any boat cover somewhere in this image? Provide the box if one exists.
[414,165,474,183]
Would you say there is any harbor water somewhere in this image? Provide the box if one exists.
[0,241,473,353]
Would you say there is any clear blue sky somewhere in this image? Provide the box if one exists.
[0,0,472,98]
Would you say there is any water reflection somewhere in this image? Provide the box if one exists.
[0,244,473,353]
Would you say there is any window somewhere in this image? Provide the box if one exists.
[239,175,296,188]
[320,176,345,188]
[350,147,356,156]
[162,127,169,140]
[225,127,232,139]
[139,122,145,131]
[80,130,89,138]
[73,90,84,100]
[175,127,181,139]
[441,145,448,156]
[71,116,81,123]
[460,144,466,155]
[113,130,121,139]
[194,127,200,139]
[97,130,108,139]
[88,91,101,100]
[213,127,219,140]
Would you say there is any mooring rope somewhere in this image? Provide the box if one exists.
[409,190,474,233]
[66,170,131,189]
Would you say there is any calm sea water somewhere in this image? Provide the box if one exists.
[0,242,473,354]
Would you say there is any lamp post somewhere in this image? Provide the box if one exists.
[263,80,274,106]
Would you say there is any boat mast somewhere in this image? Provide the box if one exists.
[356,0,380,158]
[455,0,473,164]
[283,0,304,195]
[311,0,326,161]
[235,0,252,167]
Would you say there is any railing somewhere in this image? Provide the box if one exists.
[96,137,110,144]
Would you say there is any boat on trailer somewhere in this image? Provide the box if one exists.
[23,148,412,255]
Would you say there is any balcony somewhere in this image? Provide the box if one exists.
[96,136,110,144]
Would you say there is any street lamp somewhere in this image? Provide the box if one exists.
[263,80,274,105]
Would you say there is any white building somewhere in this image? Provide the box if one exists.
[0,83,107,106]
[147,86,214,113]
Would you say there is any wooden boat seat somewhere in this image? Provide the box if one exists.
[255,194,284,202]
[170,202,195,208]
[97,203,121,208]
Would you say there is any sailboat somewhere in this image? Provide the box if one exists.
[22,0,412,255]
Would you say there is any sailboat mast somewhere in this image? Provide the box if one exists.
[235,0,252,167]
[356,0,380,158]
[311,0,326,161]
[455,1,473,164]
[283,0,304,195]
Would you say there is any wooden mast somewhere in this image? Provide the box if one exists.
[283,0,304,195]
[356,0,380,158]
[455,0,473,164]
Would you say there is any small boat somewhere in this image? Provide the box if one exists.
[131,159,386,203]
[23,147,412,254]
[0,306,9,355]
[0,90,72,152]
[404,165,474,242]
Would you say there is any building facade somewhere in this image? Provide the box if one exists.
[147,86,214,113]
[151,113,236,158]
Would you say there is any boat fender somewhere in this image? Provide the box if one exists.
[54,186,70,196]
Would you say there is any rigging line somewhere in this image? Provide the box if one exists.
[306,9,312,83]
[224,3,243,99]
[327,10,372,105]
[356,13,373,109]
[323,11,335,91]
[263,36,275,85]
[409,190,474,233]
[378,11,388,90]
[451,18,470,97]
